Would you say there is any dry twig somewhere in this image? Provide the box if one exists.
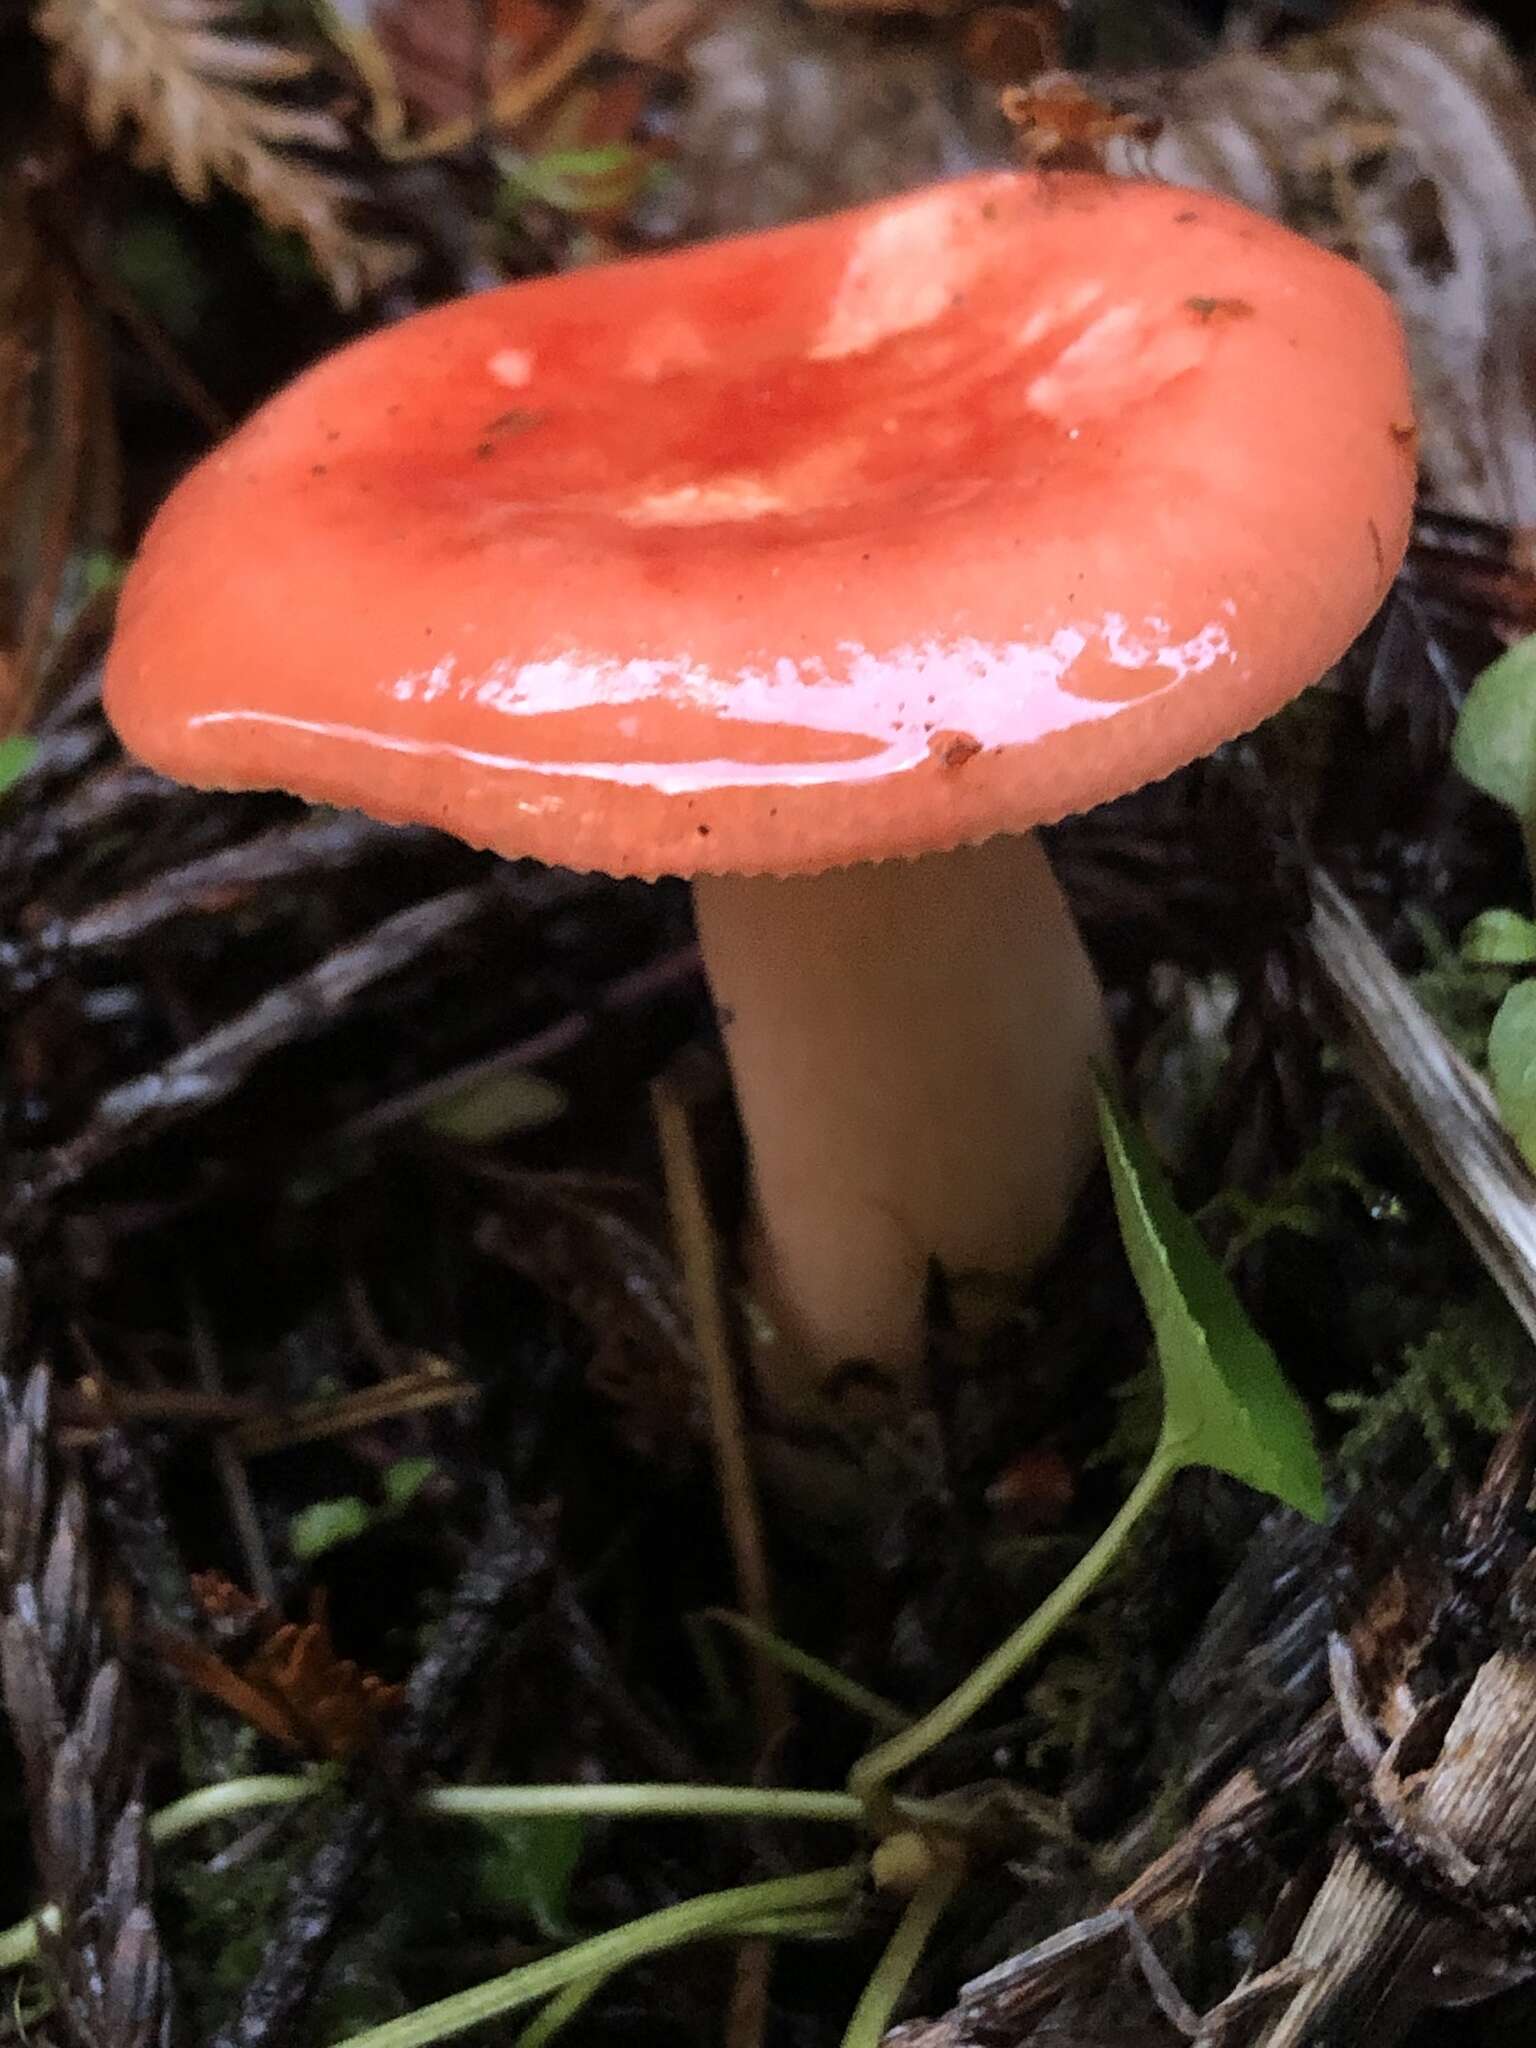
[654,1069,788,2048]
[8,880,498,1214]
[654,1071,788,1742]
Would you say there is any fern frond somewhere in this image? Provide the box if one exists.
[34,0,410,305]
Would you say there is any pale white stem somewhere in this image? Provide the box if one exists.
[692,832,1110,1408]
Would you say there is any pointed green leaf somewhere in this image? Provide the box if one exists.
[1452,635,1536,821]
[1097,1087,1325,1519]
[1489,979,1536,1170]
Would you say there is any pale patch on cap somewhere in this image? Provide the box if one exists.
[487,348,535,388]
[1026,303,1208,424]
[809,189,976,363]
[624,314,713,381]
[625,478,791,524]
[1015,280,1106,350]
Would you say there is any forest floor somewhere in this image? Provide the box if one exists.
[4,2,1536,2045]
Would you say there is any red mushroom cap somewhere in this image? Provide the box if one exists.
[105,170,1416,878]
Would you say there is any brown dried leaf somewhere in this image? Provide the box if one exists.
[160,1585,402,1761]
[189,1565,267,1636]
[34,0,411,305]
[1001,72,1161,171]
[369,0,563,132]
[348,0,685,183]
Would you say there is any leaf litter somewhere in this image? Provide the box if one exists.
[5,1,1536,2044]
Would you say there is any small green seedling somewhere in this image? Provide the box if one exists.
[1451,636,1536,1166]
[848,1085,1323,1818]
[288,1456,438,1561]
[1102,1092,1324,1516]
[34,1093,1321,2048]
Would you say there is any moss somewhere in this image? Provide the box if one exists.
[1330,1291,1530,1476]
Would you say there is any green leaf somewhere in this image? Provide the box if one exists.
[381,1455,437,1509]
[1452,635,1536,821]
[289,1495,371,1559]
[1097,1087,1325,1519]
[420,1070,565,1144]
[82,551,127,599]
[1489,979,1536,1169]
[473,1818,584,1939]
[0,735,37,798]
[1462,909,1536,968]
[496,142,651,220]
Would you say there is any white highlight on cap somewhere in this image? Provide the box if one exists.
[191,613,1236,796]
[487,349,535,388]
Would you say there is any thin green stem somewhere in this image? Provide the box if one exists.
[841,1868,961,2048]
[0,1781,330,1977]
[850,1453,1176,1817]
[508,1907,853,2048]
[512,1973,608,2048]
[0,1777,862,1982]
[151,1774,323,1843]
[701,1609,914,1733]
[330,1864,863,2048]
[427,1783,862,1825]
[730,1910,850,1938]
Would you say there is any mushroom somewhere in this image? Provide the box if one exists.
[104,170,1416,1410]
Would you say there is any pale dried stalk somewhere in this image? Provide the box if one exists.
[1305,869,1536,1352]
[654,1071,786,2048]
[35,0,410,304]
[1245,1421,1536,2048]
[888,1712,1332,2045]
[894,1417,1536,2047]
[653,1072,788,1743]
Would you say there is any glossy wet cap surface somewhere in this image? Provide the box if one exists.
[106,170,1417,877]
